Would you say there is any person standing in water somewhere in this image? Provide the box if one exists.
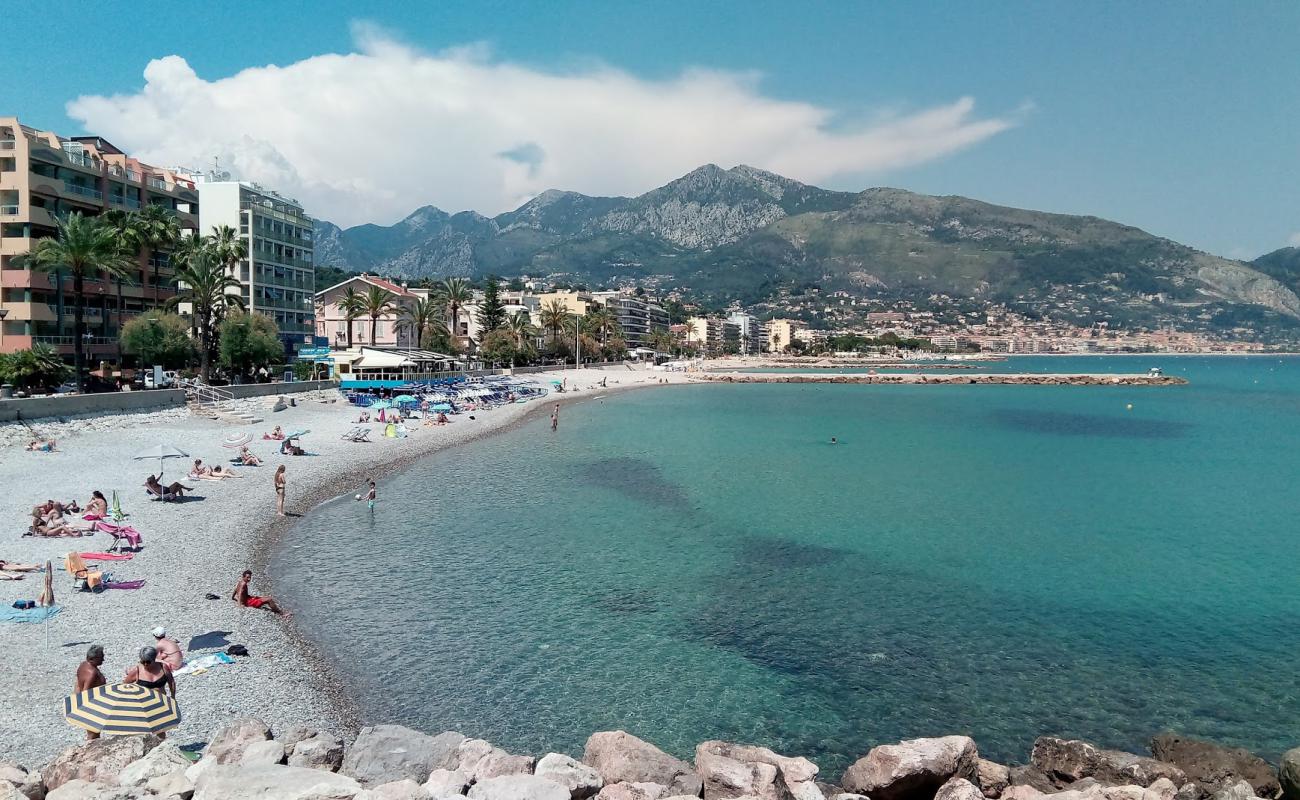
[274,465,286,517]
[551,403,560,432]
[357,480,376,511]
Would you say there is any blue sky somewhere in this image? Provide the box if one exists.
[5,0,1297,258]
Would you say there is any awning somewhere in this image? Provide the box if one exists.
[355,351,415,369]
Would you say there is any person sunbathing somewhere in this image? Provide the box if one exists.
[27,511,84,538]
[357,411,370,423]
[262,426,285,440]
[232,569,285,614]
[436,412,449,425]
[34,499,80,521]
[25,439,56,452]
[189,459,240,480]
[83,491,108,519]
[279,440,305,456]
[145,475,188,499]
[0,559,42,580]
[238,447,262,466]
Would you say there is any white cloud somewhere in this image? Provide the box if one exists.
[1288,232,1300,247]
[68,30,1017,227]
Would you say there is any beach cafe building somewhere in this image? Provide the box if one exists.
[300,346,469,386]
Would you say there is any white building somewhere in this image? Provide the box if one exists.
[727,312,763,354]
[191,176,315,356]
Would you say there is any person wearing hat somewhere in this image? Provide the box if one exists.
[150,626,183,671]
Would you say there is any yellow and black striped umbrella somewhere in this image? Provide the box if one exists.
[63,682,180,736]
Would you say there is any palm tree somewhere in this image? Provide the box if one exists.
[360,285,397,345]
[539,299,570,346]
[170,247,246,381]
[584,306,620,346]
[15,213,135,392]
[400,296,442,350]
[337,287,364,349]
[505,311,538,366]
[435,277,474,343]
[136,204,182,307]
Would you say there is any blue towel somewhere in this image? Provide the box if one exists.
[0,605,62,623]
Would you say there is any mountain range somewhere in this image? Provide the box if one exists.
[314,165,1300,339]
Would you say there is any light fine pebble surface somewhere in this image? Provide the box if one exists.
[0,367,687,766]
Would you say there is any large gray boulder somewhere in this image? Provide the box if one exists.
[240,741,287,768]
[1281,748,1300,800]
[192,764,362,800]
[457,741,534,784]
[840,736,980,800]
[535,754,603,799]
[935,778,986,800]
[204,718,273,765]
[977,761,1011,798]
[583,732,701,797]
[44,736,161,791]
[1149,735,1278,797]
[1031,739,1187,789]
[695,740,820,799]
[289,733,346,773]
[466,775,570,800]
[357,779,431,800]
[593,783,670,800]
[342,727,465,787]
[145,767,194,800]
[116,743,191,787]
[1009,766,1056,794]
[1211,781,1263,800]
[422,769,468,797]
[45,781,145,800]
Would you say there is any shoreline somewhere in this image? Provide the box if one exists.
[252,370,680,742]
[0,365,684,767]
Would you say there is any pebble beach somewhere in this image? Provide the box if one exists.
[0,366,687,767]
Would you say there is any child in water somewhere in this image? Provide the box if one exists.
[356,480,376,511]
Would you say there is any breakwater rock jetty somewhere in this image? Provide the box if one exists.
[7,722,1298,800]
[695,372,1189,386]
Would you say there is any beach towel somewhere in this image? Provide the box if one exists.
[173,652,235,676]
[92,521,142,549]
[0,605,62,623]
[103,580,145,590]
[80,552,134,562]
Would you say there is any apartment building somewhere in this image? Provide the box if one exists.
[190,177,315,356]
[765,318,805,353]
[726,312,764,354]
[0,116,199,358]
[591,291,671,349]
[686,316,740,356]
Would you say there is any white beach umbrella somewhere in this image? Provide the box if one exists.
[133,444,189,478]
[221,432,253,449]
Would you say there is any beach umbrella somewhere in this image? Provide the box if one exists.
[431,403,453,412]
[285,429,310,440]
[133,444,188,478]
[63,682,180,736]
[221,432,253,449]
[392,394,417,404]
[371,399,392,410]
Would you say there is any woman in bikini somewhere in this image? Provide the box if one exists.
[274,465,286,516]
[83,491,108,519]
[28,511,83,538]
[124,647,176,738]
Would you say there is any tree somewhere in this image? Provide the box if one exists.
[0,345,72,393]
[504,311,539,366]
[475,276,507,334]
[435,277,474,343]
[360,285,397,344]
[135,204,182,307]
[663,299,689,324]
[478,329,521,367]
[507,277,525,291]
[601,336,628,361]
[337,287,364,349]
[646,328,674,354]
[422,318,455,354]
[583,306,620,346]
[539,299,570,346]
[400,296,442,349]
[120,313,196,370]
[219,312,282,379]
[171,249,245,381]
[14,212,135,392]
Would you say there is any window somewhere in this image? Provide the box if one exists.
[375,322,385,338]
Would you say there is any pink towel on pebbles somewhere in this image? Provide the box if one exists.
[91,522,142,547]
[80,553,133,561]
[103,580,145,590]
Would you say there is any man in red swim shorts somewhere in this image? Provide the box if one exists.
[231,570,285,614]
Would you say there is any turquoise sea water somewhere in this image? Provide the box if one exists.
[271,356,1300,771]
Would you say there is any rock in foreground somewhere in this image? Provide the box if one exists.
[584,731,702,797]
[840,736,980,800]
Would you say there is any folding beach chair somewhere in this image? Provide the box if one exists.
[64,552,103,592]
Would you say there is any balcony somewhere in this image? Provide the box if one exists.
[63,151,100,171]
[63,181,102,201]
[0,139,14,150]
[109,194,142,209]
[107,165,142,183]
[34,334,117,347]
[0,204,18,216]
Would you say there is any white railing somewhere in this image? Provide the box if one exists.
[177,377,234,407]
[0,139,15,150]
[63,181,102,201]
[0,204,18,215]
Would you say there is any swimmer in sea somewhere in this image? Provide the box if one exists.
[830,437,838,445]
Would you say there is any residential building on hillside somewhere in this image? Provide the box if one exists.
[727,312,763,354]
[188,175,315,356]
[686,316,740,356]
[533,290,597,318]
[592,291,669,349]
[0,116,199,358]
[766,318,804,352]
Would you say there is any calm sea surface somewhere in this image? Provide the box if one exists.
[271,356,1300,770]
